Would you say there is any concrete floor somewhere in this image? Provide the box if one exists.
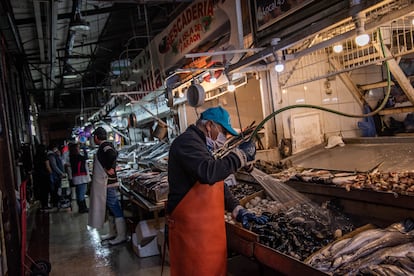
[26,204,274,276]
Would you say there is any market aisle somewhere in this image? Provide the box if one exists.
[28,205,273,276]
[29,207,169,276]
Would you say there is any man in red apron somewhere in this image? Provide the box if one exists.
[167,106,268,276]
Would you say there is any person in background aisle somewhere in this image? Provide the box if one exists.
[69,142,91,213]
[33,144,52,211]
[60,143,72,186]
[87,127,126,245]
[166,106,268,276]
[47,145,65,209]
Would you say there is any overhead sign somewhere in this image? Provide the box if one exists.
[255,0,314,31]
[112,0,241,93]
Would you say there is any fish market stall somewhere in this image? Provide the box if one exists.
[117,142,170,200]
[116,142,170,221]
[226,223,328,276]
[227,139,414,275]
[225,170,355,276]
[119,170,168,204]
[305,219,414,275]
[119,181,165,219]
[281,137,414,227]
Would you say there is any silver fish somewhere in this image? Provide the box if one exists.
[361,264,411,276]
[331,228,385,260]
[384,255,414,274]
[306,237,351,266]
[335,242,414,275]
[334,229,414,269]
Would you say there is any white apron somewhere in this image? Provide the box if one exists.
[87,155,107,229]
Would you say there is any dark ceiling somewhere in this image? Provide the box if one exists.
[7,0,191,111]
[6,0,414,117]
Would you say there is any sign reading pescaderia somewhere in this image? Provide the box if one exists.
[159,1,214,55]
[112,0,237,94]
[255,0,314,31]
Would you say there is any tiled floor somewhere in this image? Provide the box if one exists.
[26,202,274,276]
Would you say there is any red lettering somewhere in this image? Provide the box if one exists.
[192,5,197,20]
[198,2,203,19]
[155,70,162,87]
[186,9,191,23]
[164,0,215,55]
[176,18,181,33]
[207,0,214,16]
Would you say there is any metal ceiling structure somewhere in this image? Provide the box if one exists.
[4,0,414,118]
[7,0,191,111]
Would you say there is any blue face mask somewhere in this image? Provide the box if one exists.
[206,124,227,151]
[215,132,227,147]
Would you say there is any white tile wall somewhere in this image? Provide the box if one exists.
[278,60,385,149]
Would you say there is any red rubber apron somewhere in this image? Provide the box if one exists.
[168,181,227,276]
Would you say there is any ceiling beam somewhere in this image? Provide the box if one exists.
[14,5,121,26]
[329,58,365,107]
[374,43,414,104]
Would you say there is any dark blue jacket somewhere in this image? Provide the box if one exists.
[167,125,241,214]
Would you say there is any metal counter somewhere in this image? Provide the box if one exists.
[286,137,414,172]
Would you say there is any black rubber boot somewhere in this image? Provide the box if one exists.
[79,200,89,213]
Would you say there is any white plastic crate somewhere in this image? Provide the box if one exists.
[135,218,165,244]
[132,233,159,258]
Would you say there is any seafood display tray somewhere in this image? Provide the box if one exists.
[227,223,391,275]
[287,181,414,227]
[131,184,168,204]
[226,223,258,257]
[304,224,376,264]
[226,222,328,275]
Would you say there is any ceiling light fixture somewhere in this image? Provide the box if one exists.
[273,50,285,73]
[121,80,136,86]
[69,1,90,31]
[333,44,343,53]
[355,29,370,46]
[354,13,370,47]
[63,63,78,79]
[225,73,236,92]
[274,63,285,73]
[209,71,217,84]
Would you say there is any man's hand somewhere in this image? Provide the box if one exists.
[236,208,269,229]
[243,163,255,173]
[238,141,256,162]
[106,168,115,175]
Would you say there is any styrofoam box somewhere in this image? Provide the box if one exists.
[135,217,165,244]
[132,233,160,258]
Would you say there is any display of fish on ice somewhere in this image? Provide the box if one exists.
[305,218,414,275]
